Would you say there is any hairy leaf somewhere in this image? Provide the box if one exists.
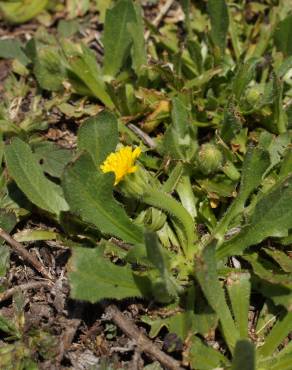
[62,154,144,246]
[78,112,118,166]
[188,336,229,370]
[33,142,72,178]
[0,0,48,24]
[274,15,292,56]
[63,42,114,108]
[5,138,68,216]
[128,4,147,76]
[34,46,66,91]
[196,244,239,352]
[162,97,197,161]
[258,311,292,358]
[103,0,136,77]
[207,0,229,53]
[217,175,292,258]
[227,273,251,338]
[145,232,180,303]
[69,247,144,302]
[214,146,270,241]
[231,340,255,370]
[263,248,292,273]
[0,39,30,65]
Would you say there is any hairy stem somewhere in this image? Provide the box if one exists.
[143,188,197,259]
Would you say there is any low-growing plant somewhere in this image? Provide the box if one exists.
[0,0,291,369]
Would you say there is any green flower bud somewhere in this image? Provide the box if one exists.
[136,207,167,231]
[197,143,223,175]
[119,166,155,199]
[222,160,240,181]
[245,85,262,105]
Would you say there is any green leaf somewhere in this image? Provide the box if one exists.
[176,174,198,219]
[188,336,229,370]
[0,0,48,24]
[63,42,114,108]
[193,291,218,336]
[0,39,30,65]
[141,311,194,341]
[128,4,147,76]
[0,210,16,277]
[62,154,144,246]
[0,314,20,338]
[0,342,36,369]
[231,340,255,370]
[239,146,271,200]
[33,142,72,178]
[279,149,292,180]
[259,132,290,174]
[68,247,143,302]
[57,19,80,38]
[0,209,17,237]
[195,244,239,352]
[13,230,57,243]
[258,311,292,358]
[214,147,270,242]
[227,272,251,338]
[263,248,292,273]
[217,175,292,259]
[5,138,69,216]
[274,15,292,56]
[181,0,191,34]
[220,103,242,143]
[162,97,197,161]
[66,0,90,18]
[77,112,118,166]
[0,245,9,277]
[269,73,287,134]
[34,46,66,91]
[207,0,229,53]
[94,0,112,23]
[252,276,292,308]
[232,58,259,100]
[186,39,203,74]
[243,254,292,289]
[145,232,180,303]
[103,0,136,77]
[265,353,292,370]
[261,342,292,370]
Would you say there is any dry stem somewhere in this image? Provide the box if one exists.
[105,304,185,370]
[0,227,54,281]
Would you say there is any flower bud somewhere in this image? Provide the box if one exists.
[245,85,262,106]
[119,166,155,199]
[197,143,223,175]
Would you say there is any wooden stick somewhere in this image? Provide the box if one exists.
[105,304,185,370]
[56,319,81,363]
[145,0,176,40]
[0,281,52,303]
[0,227,54,281]
[128,124,157,149]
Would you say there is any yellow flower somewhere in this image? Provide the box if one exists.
[100,146,141,185]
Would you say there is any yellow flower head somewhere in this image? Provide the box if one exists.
[100,146,141,185]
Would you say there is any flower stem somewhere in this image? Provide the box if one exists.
[213,195,244,244]
[143,188,197,259]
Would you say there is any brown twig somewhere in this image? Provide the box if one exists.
[104,304,185,370]
[0,281,52,303]
[0,228,54,281]
[145,0,176,40]
[56,319,81,363]
[128,124,157,149]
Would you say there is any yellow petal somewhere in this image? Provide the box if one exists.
[100,146,141,185]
